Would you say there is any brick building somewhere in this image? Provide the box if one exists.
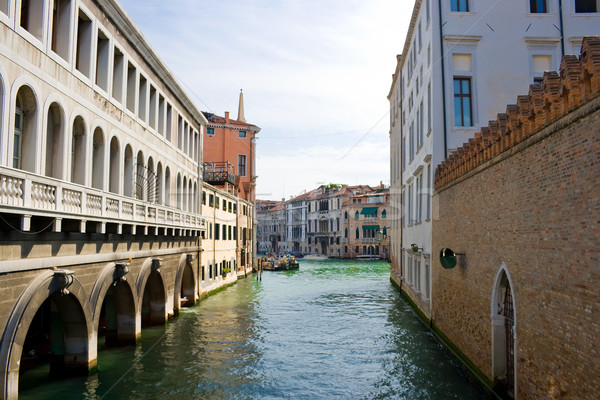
[431,37,600,399]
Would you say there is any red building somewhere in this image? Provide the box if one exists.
[202,90,260,203]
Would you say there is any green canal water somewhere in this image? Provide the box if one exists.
[19,260,487,399]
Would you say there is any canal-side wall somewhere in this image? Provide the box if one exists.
[432,38,600,400]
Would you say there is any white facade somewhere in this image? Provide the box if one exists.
[389,0,600,315]
[0,0,206,236]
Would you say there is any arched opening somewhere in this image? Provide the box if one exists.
[179,263,195,308]
[156,162,164,205]
[492,265,516,399]
[45,102,65,179]
[135,150,145,200]
[176,173,182,210]
[182,176,188,212]
[109,136,120,194]
[193,182,198,213]
[123,144,134,197]
[71,116,86,185]
[18,293,89,396]
[147,156,156,203]
[98,281,136,347]
[13,86,38,172]
[91,127,105,190]
[165,166,171,207]
[141,271,166,327]
[188,179,193,213]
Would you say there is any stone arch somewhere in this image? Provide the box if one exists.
[136,258,167,326]
[11,83,40,172]
[42,97,67,180]
[91,125,105,190]
[0,270,94,400]
[135,149,145,200]
[156,161,164,205]
[0,66,6,166]
[176,172,182,210]
[108,135,121,194]
[90,263,138,346]
[173,254,197,315]
[70,114,87,185]
[491,262,517,398]
[147,155,155,203]
[164,166,171,207]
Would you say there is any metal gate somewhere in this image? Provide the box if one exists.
[503,284,515,397]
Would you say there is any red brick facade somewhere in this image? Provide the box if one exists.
[432,37,600,399]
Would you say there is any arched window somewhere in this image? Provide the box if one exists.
[123,144,134,197]
[165,166,171,206]
[147,156,155,203]
[382,209,387,218]
[109,137,120,194]
[156,162,164,204]
[71,116,87,185]
[344,227,348,238]
[13,87,38,172]
[355,227,359,239]
[45,102,65,179]
[176,173,182,209]
[344,211,348,220]
[135,150,145,200]
[182,176,188,211]
[91,127,105,190]
[354,211,359,219]
[492,265,516,397]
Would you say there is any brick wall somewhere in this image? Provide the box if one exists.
[432,37,600,399]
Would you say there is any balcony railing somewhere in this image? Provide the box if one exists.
[203,162,235,186]
[0,167,205,233]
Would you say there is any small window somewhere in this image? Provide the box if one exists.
[207,127,214,135]
[355,211,359,219]
[530,0,548,13]
[238,154,247,176]
[450,0,469,12]
[453,77,473,127]
[575,0,597,12]
[238,130,246,138]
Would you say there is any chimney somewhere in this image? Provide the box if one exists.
[238,89,246,122]
[224,111,230,124]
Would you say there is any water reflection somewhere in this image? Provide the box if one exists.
[20,260,486,400]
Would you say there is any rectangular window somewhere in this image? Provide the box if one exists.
[158,95,165,136]
[209,194,214,207]
[215,223,220,240]
[95,29,110,92]
[202,191,206,205]
[207,127,214,135]
[138,76,147,122]
[223,224,227,240]
[126,63,136,113]
[149,85,157,130]
[426,0,431,23]
[427,163,432,220]
[238,154,247,176]
[166,104,173,141]
[530,0,548,13]
[453,77,473,127]
[75,9,93,77]
[575,0,597,12]
[112,47,124,103]
[427,83,432,133]
[51,0,71,61]
[451,0,469,12]
[238,130,247,138]
[20,0,44,40]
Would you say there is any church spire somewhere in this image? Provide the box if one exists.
[237,89,246,122]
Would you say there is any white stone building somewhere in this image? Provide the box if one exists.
[389,0,600,319]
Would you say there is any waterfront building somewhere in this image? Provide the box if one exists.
[0,1,254,398]
[431,37,600,399]
[256,199,286,254]
[258,183,390,259]
[342,187,390,260]
[388,0,600,321]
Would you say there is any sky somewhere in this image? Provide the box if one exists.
[118,0,413,200]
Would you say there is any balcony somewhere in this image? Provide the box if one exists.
[203,162,235,186]
[0,167,205,234]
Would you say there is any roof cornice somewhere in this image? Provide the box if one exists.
[97,0,208,127]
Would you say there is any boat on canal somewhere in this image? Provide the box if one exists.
[261,253,300,271]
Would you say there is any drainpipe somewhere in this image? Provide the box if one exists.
[558,0,565,57]
[438,0,449,159]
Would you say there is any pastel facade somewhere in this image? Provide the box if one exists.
[389,0,600,321]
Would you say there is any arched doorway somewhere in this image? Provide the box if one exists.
[492,264,516,398]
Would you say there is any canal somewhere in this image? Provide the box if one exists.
[20,259,487,399]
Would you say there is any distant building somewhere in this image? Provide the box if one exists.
[388,0,600,322]
[259,183,390,259]
[202,90,260,203]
